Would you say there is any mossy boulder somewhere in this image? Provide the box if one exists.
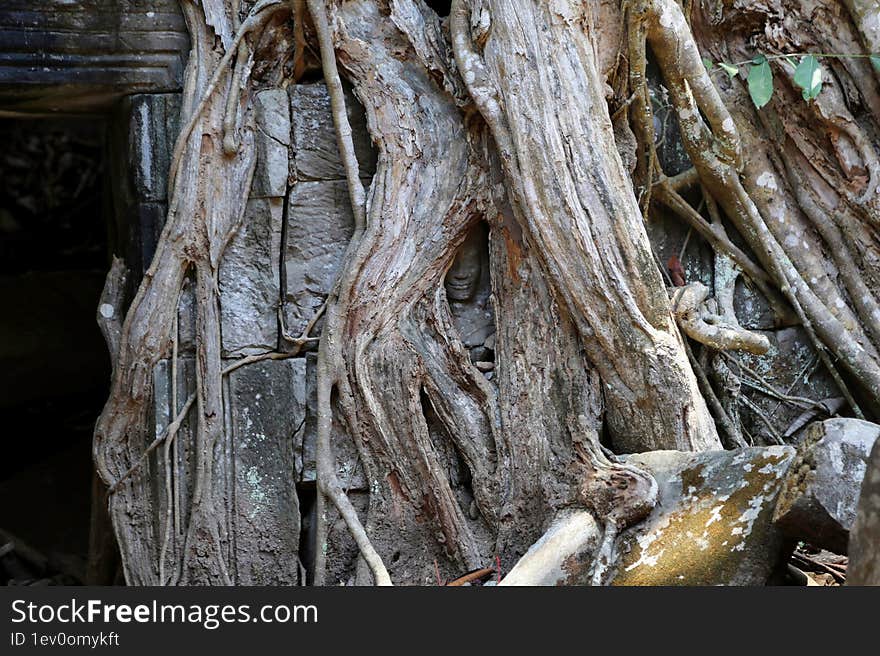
[501,446,797,586]
[611,446,795,585]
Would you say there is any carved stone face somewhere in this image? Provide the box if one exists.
[445,233,483,302]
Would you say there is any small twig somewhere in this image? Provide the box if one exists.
[610,92,637,121]
[792,553,846,583]
[683,339,748,448]
[678,225,693,263]
[655,183,772,287]
[719,352,827,411]
[740,395,784,445]
[768,356,819,420]
[446,567,495,586]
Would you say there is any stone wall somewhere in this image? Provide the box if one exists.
[144,83,376,584]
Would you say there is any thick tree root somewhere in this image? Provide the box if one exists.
[671,282,770,355]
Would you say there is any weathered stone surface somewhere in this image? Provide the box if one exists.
[774,418,880,554]
[737,327,837,443]
[280,83,376,340]
[613,447,795,585]
[151,357,306,585]
[734,280,778,331]
[289,83,375,181]
[612,447,795,585]
[108,93,180,280]
[499,447,796,586]
[226,358,305,585]
[849,435,880,585]
[251,89,290,199]
[282,181,356,338]
[219,198,283,357]
[295,354,365,489]
[117,94,180,203]
[648,62,691,177]
[0,1,189,113]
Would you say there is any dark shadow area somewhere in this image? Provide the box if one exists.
[0,117,111,584]
[424,0,452,17]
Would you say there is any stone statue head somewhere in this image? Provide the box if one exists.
[445,229,484,302]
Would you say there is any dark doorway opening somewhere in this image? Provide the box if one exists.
[0,117,111,584]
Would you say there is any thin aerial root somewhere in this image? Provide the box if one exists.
[168,0,285,197]
[655,183,771,289]
[778,287,865,420]
[306,0,366,232]
[305,0,391,586]
[223,44,250,155]
[684,339,748,449]
[158,298,182,585]
[317,474,392,586]
[312,350,392,585]
[627,2,659,218]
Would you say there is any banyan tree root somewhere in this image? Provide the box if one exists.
[310,0,669,585]
[574,433,659,586]
[306,0,503,585]
[449,0,684,574]
[450,0,720,455]
[93,0,880,587]
[644,0,880,415]
[305,0,389,588]
[671,282,771,355]
[94,0,288,584]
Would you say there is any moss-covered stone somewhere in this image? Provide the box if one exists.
[611,446,795,585]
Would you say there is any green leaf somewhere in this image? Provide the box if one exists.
[747,55,774,109]
[702,57,714,70]
[794,55,823,100]
[871,54,880,72]
[718,62,739,78]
